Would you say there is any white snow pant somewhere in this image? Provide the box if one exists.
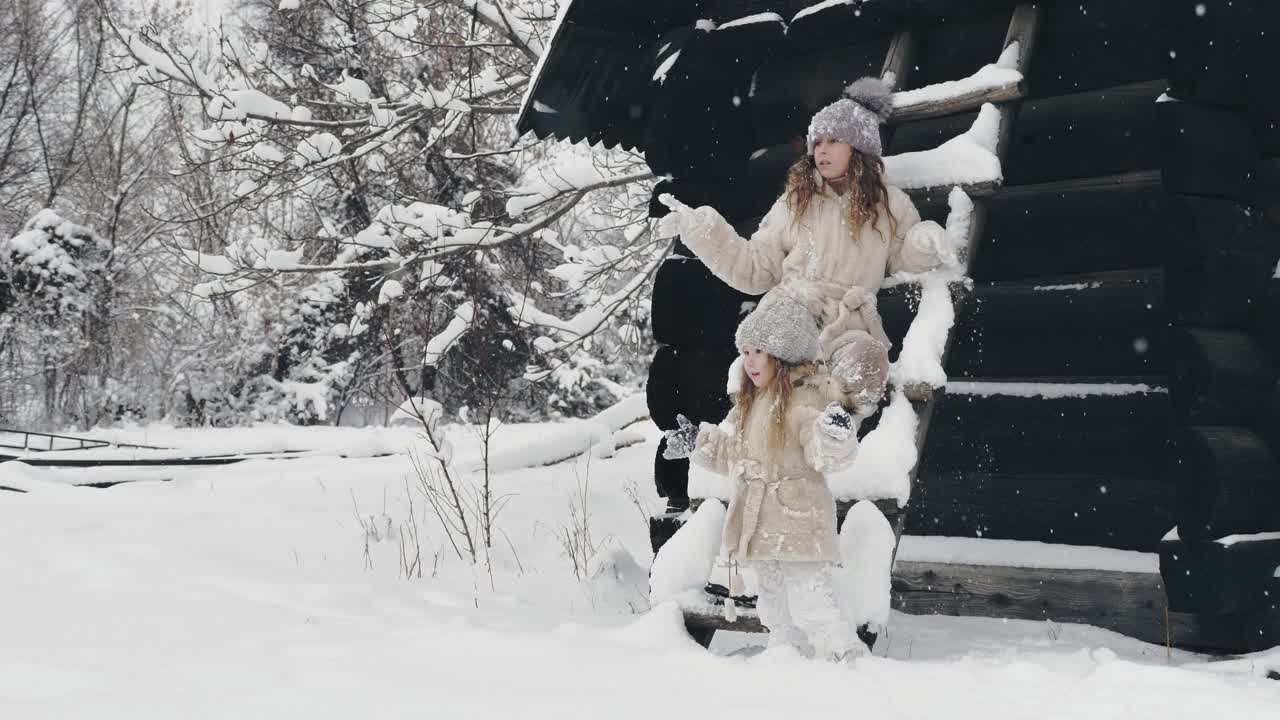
[752,560,864,659]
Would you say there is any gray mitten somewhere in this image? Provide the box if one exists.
[662,414,699,460]
[818,402,854,442]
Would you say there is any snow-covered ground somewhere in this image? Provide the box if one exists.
[2,418,1278,718]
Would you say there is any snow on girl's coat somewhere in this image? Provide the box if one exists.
[690,364,857,564]
[677,172,948,355]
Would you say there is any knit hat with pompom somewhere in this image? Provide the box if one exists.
[806,76,893,157]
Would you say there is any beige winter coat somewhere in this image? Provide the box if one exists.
[691,365,858,564]
[680,173,947,354]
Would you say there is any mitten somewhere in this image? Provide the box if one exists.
[656,193,714,240]
[818,402,854,442]
[662,413,699,460]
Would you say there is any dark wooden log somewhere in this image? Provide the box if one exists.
[891,559,1271,653]
[1002,80,1167,187]
[650,508,686,556]
[651,256,758,351]
[1164,195,1280,327]
[645,345,737,430]
[880,28,917,92]
[1160,101,1259,201]
[906,470,1175,552]
[1160,536,1280,616]
[924,377,1171,476]
[935,269,1170,377]
[887,108,981,157]
[972,171,1175,282]
[1170,426,1280,542]
[1252,279,1280,362]
[1248,157,1280,227]
[685,605,765,635]
[1170,328,1273,426]
[1166,0,1256,109]
[1023,0,1168,99]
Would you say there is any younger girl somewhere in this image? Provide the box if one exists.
[659,77,953,415]
[662,289,867,661]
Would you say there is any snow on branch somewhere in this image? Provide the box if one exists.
[506,162,654,219]
[449,0,545,61]
[424,302,475,367]
[506,251,659,351]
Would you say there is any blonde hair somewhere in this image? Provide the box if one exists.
[733,357,818,456]
[783,149,899,244]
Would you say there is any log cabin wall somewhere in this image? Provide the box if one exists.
[1154,0,1280,650]
[517,0,1280,652]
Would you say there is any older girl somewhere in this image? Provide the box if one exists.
[659,77,952,415]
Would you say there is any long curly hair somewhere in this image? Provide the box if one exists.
[782,150,898,244]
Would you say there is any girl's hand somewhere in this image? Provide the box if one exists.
[818,402,854,441]
[656,193,711,240]
[662,414,700,460]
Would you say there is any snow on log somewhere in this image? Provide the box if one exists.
[827,389,918,505]
[460,393,648,473]
[890,41,1023,122]
[649,500,726,605]
[885,102,1002,191]
[836,501,895,630]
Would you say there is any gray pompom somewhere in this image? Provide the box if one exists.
[843,76,893,123]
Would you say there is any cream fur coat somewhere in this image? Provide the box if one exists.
[679,174,948,353]
[691,365,858,564]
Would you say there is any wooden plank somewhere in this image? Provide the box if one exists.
[973,171,1171,282]
[906,470,1175,552]
[890,560,1256,651]
[685,605,766,635]
[925,381,1171,475]
[881,269,1170,377]
[890,84,1023,125]
[880,29,917,91]
[1003,79,1167,186]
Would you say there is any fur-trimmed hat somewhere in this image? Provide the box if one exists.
[734,288,821,365]
[806,76,893,157]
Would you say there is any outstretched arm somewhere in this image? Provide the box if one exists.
[660,195,790,295]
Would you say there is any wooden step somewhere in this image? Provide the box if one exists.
[893,553,1280,653]
[686,535,1280,653]
[922,376,1171,475]
[881,269,1169,377]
